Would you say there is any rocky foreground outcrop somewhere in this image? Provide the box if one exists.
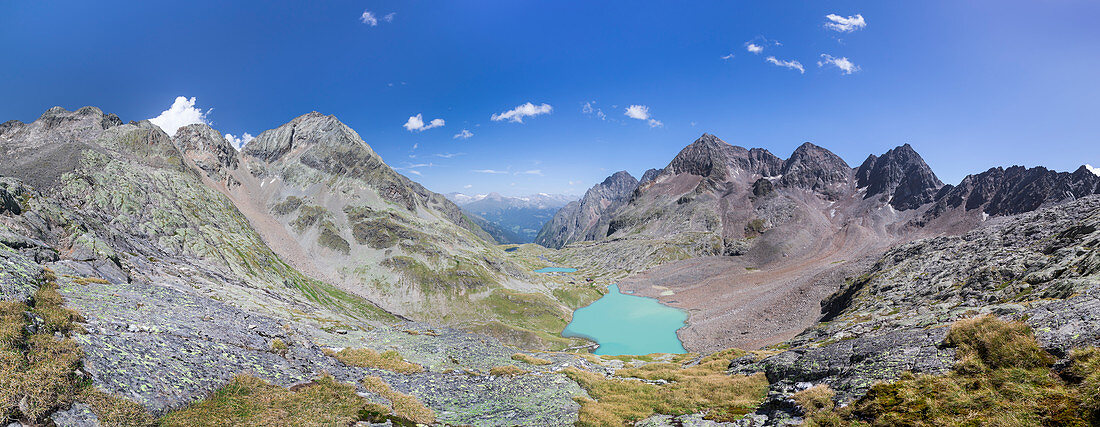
[731,195,1100,425]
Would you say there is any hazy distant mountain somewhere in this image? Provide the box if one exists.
[445,192,575,244]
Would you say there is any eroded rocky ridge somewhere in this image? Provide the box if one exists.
[534,170,638,249]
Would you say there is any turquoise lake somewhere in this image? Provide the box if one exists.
[534,267,578,273]
[562,284,687,355]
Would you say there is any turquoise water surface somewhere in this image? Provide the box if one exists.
[534,267,578,273]
[562,284,687,355]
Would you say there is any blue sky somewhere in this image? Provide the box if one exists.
[2,1,1098,196]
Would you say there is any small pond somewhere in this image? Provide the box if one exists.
[562,284,687,355]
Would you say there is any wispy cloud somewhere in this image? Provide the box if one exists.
[472,169,509,174]
[744,37,779,55]
[453,129,473,139]
[818,54,860,75]
[403,113,445,132]
[491,102,552,123]
[463,184,473,189]
[624,105,663,127]
[224,132,254,150]
[360,11,378,26]
[825,14,866,33]
[384,12,395,23]
[765,56,805,74]
[517,169,543,176]
[582,101,607,120]
[435,152,464,159]
[721,53,735,60]
[149,96,210,137]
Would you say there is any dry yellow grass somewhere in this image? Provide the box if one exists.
[1,271,87,423]
[511,352,552,366]
[791,384,835,417]
[160,374,383,426]
[72,276,111,285]
[327,348,425,374]
[79,388,155,426]
[563,349,769,426]
[360,375,436,424]
[489,365,528,376]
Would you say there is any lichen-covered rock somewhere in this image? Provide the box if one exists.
[49,402,101,427]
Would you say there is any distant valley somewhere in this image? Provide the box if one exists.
[445,192,574,244]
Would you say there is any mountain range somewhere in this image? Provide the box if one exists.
[539,133,1100,351]
[446,192,574,244]
[1,107,1098,426]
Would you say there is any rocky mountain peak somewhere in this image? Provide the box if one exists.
[666,134,735,179]
[242,112,373,165]
[777,142,853,197]
[535,170,639,248]
[856,143,942,210]
[173,124,240,183]
[602,170,638,189]
[665,134,783,182]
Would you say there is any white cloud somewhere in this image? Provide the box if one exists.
[405,169,422,176]
[149,96,210,137]
[721,53,735,60]
[403,113,445,132]
[624,105,650,120]
[463,184,473,189]
[624,105,663,128]
[746,43,763,54]
[765,56,805,74]
[491,102,552,123]
[818,54,860,75]
[1086,164,1100,176]
[224,132,254,150]
[384,12,395,23]
[435,152,463,158]
[472,169,509,174]
[360,10,378,26]
[453,129,473,139]
[825,14,866,33]
[582,101,607,120]
[518,169,543,176]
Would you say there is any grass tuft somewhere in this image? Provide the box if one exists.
[489,365,528,376]
[563,351,768,426]
[360,375,436,425]
[159,374,381,426]
[327,348,425,374]
[512,353,553,366]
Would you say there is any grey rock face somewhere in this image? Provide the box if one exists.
[639,168,663,186]
[665,134,783,181]
[921,164,1100,222]
[50,402,101,427]
[740,328,955,402]
[535,171,638,248]
[173,123,240,184]
[776,142,852,198]
[855,143,943,210]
